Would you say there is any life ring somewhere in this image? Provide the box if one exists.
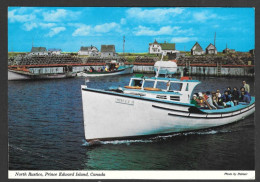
[124,86,141,89]
[144,87,162,91]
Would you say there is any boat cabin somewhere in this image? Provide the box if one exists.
[123,75,200,104]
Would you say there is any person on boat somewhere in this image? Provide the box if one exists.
[212,95,224,109]
[115,64,119,70]
[105,67,109,72]
[222,91,234,107]
[198,92,212,109]
[190,94,200,107]
[226,87,232,95]
[197,92,206,108]
[232,87,240,106]
[216,89,222,98]
[90,66,95,72]
[239,91,251,104]
[206,91,217,109]
[240,87,251,100]
[242,81,250,93]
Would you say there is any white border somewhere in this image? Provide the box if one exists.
[8,170,255,180]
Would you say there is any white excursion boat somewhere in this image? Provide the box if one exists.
[81,60,255,142]
[77,60,133,77]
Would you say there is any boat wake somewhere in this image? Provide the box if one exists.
[82,129,233,146]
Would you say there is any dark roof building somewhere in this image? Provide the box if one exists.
[223,48,235,54]
[191,42,204,55]
[101,45,116,52]
[206,43,217,55]
[100,45,117,57]
[160,42,176,50]
[31,47,47,52]
[78,46,99,56]
[48,48,62,52]
[149,40,178,55]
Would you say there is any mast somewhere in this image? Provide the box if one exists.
[123,35,125,55]
[214,32,216,48]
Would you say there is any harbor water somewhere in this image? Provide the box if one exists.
[8,75,255,170]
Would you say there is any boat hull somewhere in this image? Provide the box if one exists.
[8,70,31,80]
[77,66,133,77]
[81,86,255,141]
[8,70,76,80]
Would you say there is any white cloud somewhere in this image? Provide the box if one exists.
[193,11,217,22]
[127,8,184,23]
[8,9,36,23]
[120,18,126,25]
[72,25,91,36]
[42,9,80,22]
[46,27,66,37]
[171,37,198,43]
[134,26,182,36]
[72,22,121,36]
[94,22,120,33]
[39,23,56,28]
[23,22,38,31]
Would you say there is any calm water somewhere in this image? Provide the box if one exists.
[8,75,255,170]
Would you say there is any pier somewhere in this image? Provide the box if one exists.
[8,52,255,77]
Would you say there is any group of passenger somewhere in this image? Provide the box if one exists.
[85,64,119,73]
[191,81,251,110]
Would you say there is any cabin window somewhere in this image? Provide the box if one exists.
[143,80,155,88]
[169,82,182,91]
[131,79,143,87]
[156,81,167,90]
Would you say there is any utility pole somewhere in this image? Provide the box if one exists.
[123,35,125,55]
[214,32,216,48]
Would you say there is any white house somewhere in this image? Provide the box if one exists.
[191,42,204,55]
[206,43,217,55]
[48,48,62,55]
[149,40,179,55]
[29,47,48,56]
[101,45,117,57]
[78,46,99,56]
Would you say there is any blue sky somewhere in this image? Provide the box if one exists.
[8,7,255,53]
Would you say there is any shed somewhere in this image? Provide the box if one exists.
[29,47,48,56]
[78,46,99,56]
[191,42,204,55]
[206,43,217,55]
[101,45,117,57]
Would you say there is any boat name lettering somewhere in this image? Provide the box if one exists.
[115,98,134,105]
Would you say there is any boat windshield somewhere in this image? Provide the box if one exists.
[156,81,167,90]
[169,82,182,91]
[143,80,155,88]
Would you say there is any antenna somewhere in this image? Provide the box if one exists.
[123,35,125,55]
[214,32,216,48]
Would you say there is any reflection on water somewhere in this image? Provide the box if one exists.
[8,75,254,170]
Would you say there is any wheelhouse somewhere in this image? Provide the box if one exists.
[125,75,201,104]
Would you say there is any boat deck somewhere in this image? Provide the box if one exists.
[201,97,255,114]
